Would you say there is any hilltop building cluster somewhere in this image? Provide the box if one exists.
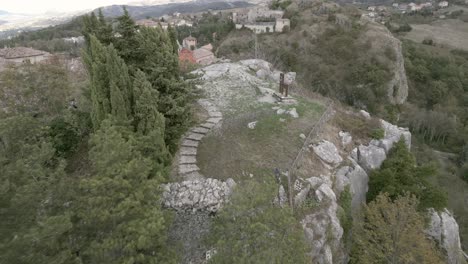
[232,5,290,34]
[178,36,216,68]
[136,12,193,30]
[364,0,450,22]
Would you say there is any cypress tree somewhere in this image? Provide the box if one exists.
[167,25,180,55]
[97,9,114,45]
[82,36,111,129]
[133,70,170,172]
[135,27,192,152]
[115,7,139,65]
[106,45,132,121]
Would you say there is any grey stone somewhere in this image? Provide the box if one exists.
[209,111,223,118]
[277,108,286,115]
[380,119,411,150]
[427,209,466,264]
[338,131,352,146]
[206,117,223,124]
[288,108,299,118]
[179,164,200,174]
[200,122,216,129]
[360,110,371,119]
[294,184,311,206]
[180,147,197,156]
[247,121,257,129]
[356,144,386,172]
[313,140,343,166]
[186,133,205,141]
[192,127,210,134]
[180,155,197,164]
[182,139,199,147]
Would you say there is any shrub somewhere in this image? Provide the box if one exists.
[370,128,385,140]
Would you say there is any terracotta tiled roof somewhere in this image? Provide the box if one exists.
[193,48,213,60]
[0,47,46,59]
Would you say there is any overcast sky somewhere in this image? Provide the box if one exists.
[1,0,133,14]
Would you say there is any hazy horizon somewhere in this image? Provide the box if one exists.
[0,0,141,15]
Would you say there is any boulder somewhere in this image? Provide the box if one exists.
[427,209,466,264]
[313,140,343,166]
[247,121,257,129]
[294,184,311,206]
[360,110,371,119]
[380,119,411,150]
[288,108,299,118]
[355,144,386,172]
[338,131,352,146]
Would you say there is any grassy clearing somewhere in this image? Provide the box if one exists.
[403,19,468,51]
[197,99,325,183]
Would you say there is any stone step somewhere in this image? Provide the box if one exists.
[186,132,205,141]
[180,147,197,156]
[183,171,204,181]
[205,106,219,113]
[179,155,197,164]
[191,127,210,134]
[209,111,223,118]
[179,164,200,174]
[198,99,212,108]
[200,122,216,129]
[181,139,199,147]
[206,117,222,124]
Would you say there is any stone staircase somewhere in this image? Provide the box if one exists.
[178,99,223,180]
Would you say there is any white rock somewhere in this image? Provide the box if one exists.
[277,108,286,115]
[380,119,411,150]
[360,110,371,119]
[427,209,466,264]
[247,121,257,129]
[294,184,311,206]
[279,118,286,122]
[338,131,352,146]
[288,108,299,118]
[313,140,343,166]
[356,144,386,172]
[315,184,336,202]
[300,133,306,139]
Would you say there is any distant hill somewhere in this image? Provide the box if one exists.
[97,1,252,19]
[0,10,10,16]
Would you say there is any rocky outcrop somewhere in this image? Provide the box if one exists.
[351,114,412,172]
[335,162,368,211]
[312,140,343,166]
[163,178,236,212]
[427,209,467,264]
[363,21,408,104]
[299,175,344,264]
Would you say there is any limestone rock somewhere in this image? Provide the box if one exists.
[360,110,371,119]
[247,121,257,129]
[380,119,411,150]
[313,140,343,166]
[355,144,386,172]
[162,178,236,212]
[427,209,466,264]
[338,131,352,146]
[294,184,311,206]
[288,108,299,118]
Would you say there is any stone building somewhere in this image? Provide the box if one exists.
[182,36,197,50]
[0,47,50,68]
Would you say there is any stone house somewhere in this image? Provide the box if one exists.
[182,36,197,50]
[275,18,290,32]
[136,19,160,28]
[0,47,49,65]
